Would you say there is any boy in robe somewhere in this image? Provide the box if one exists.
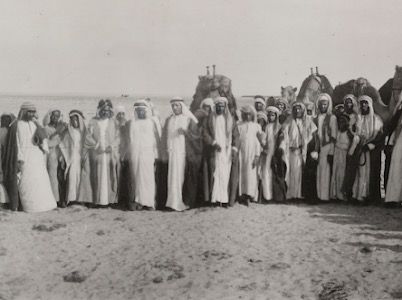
[315,93,337,202]
[203,97,240,207]
[59,110,87,205]
[261,106,283,202]
[287,102,317,200]
[238,105,262,205]
[330,114,360,201]
[127,100,160,210]
[343,94,359,133]
[85,99,119,206]
[352,96,383,203]
[161,97,196,211]
[43,109,68,206]
[256,111,267,203]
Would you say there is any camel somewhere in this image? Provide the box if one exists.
[296,69,333,104]
[190,65,237,115]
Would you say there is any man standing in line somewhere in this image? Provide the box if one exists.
[315,93,337,202]
[203,97,239,207]
[127,100,160,210]
[162,97,196,211]
[85,99,119,206]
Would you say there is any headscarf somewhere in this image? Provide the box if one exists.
[240,104,257,122]
[289,102,317,162]
[42,109,62,127]
[200,98,214,112]
[275,97,289,112]
[133,99,151,120]
[343,94,358,114]
[316,93,333,114]
[265,106,281,137]
[68,110,86,132]
[170,96,198,124]
[116,105,126,115]
[18,102,36,120]
[214,97,234,149]
[254,96,266,111]
[357,95,383,144]
[96,99,113,118]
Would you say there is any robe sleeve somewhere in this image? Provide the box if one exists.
[16,122,26,162]
[84,120,98,150]
[160,117,170,161]
[202,117,215,146]
[231,122,240,150]
[153,121,161,160]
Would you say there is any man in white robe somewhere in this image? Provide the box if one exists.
[59,110,86,204]
[203,97,240,206]
[254,96,266,113]
[238,105,263,205]
[287,102,317,200]
[162,97,196,211]
[353,96,383,202]
[127,100,160,210]
[85,99,119,206]
[315,93,337,201]
[16,102,57,212]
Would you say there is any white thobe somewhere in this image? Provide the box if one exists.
[129,119,158,208]
[166,115,189,211]
[287,120,303,199]
[97,119,109,205]
[238,122,260,200]
[211,115,231,204]
[66,128,82,202]
[261,123,276,200]
[385,130,402,202]
[16,121,56,212]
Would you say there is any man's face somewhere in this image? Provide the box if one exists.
[255,102,264,112]
[26,110,36,121]
[306,108,313,116]
[292,105,303,119]
[202,104,212,115]
[70,115,80,128]
[277,102,285,112]
[267,111,277,123]
[242,112,253,122]
[136,107,147,119]
[360,100,370,115]
[171,102,182,115]
[50,110,61,125]
[318,100,329,113]
[100,106,113,119]
[215,102,226,115]
[344,99,353,113]
[116,112,125,122]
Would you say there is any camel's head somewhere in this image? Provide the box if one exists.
[393,65,402,90]
[281,86,297,103]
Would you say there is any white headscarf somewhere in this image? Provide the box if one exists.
[133,99,151,120]
[200,98,215,112]
[170,97,198,124]
[316,93,333,114]
[42,109,62,127]
[357,95,383,143]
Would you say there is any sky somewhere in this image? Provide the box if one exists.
[0,0,401,97]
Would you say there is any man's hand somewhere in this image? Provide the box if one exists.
[231,147,238,160]
[310,151,319,160]
[214,143,222,152]
[177,128,186,135]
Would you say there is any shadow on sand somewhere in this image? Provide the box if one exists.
[306,204,402,253]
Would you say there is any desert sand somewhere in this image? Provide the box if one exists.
[0,203,401,300]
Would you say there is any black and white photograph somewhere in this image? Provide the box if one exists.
[0,1,402,299]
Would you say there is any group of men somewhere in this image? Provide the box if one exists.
[0,92,401,213]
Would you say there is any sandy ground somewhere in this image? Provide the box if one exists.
[0,203,402,300]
